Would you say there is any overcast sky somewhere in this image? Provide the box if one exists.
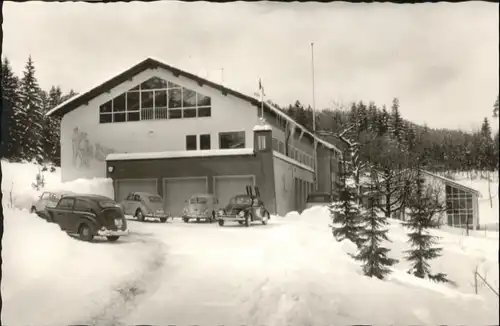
[3,1,499,132]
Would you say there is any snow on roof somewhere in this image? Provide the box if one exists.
[254,97,342,155]
[421,170,481,197]
[46,93,83,116]
[253,124,272,131]
[106,148,255,161]
[253,117,273,131]
[273,151,314,173]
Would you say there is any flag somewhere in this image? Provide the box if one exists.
[258,78,266,97]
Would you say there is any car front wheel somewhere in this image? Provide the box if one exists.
[218,219,224,227]
[107,236,120,242]
[79,224,94,242]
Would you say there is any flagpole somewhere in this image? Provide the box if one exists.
[311,42,318,191]
[259,78,264,118]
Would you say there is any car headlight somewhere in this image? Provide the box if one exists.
[218,209,224,216]
[238,211,245,217]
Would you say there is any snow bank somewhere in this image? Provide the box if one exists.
[290,206,498,298]
[1,160,114,210]
[44,177,114,199]
[2,208,154,325]
[264,206,498,325]
[1,160,62,210]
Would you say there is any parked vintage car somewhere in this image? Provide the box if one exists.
[181,193,219,223]
[217,186,270,227]
[31,190,75,220]
[304,192,334,210]
[45,194,129,242]
[119,192,170,223]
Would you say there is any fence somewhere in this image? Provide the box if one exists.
[474,270,499,297]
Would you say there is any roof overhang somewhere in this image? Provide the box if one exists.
[106,148,256,162]
[421,170,481,197]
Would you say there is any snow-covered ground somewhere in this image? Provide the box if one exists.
[1,161,499,325]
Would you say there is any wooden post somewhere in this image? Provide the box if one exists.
[474,270,478,294]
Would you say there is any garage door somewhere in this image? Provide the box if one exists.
[214,175,255,207]
[115,179,158,202]
[163,177,208,217]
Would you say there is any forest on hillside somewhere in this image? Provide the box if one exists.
[1,56,78,166]
[271,97,499,175]
[2,55,498,176]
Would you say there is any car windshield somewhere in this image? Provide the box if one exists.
[307,194,332,203]
[53,193,69,201]
[149,196,162,202]
[190,197,208,204]
[99,201,120,209]
[230,196,252,205]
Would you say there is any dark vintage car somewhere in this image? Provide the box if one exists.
[46,194,129,242]
[217,186,271,227]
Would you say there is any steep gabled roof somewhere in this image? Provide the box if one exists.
[47,57,341,153]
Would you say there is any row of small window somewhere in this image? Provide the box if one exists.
[99,106,211,123]
[272,138,314,168]
[185,131,246,151]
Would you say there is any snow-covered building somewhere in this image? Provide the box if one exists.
[46,57,342,217]
[421,170,482,230]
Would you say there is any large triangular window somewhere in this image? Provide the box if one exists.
[99,76,212,124]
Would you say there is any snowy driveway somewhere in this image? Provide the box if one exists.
[78,216,498,326]
[3,208,498,325]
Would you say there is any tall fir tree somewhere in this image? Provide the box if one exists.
[478,117,494,171]
[377,105,390,136]
[367,102,378,133]
[18,56,45,163]
[46,86,65,165]
[493,94,499,118]
[353,169,398,279]
[329,154,364,248]
[1,57,22,160]
[494,131,499,170]
[403,166,450,283]
[389,98,404,144]
[356,101,369,132]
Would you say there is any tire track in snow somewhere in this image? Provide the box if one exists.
[76,232,168,326]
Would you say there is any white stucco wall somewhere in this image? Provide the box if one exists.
[422,173,447,225]
[60,67,260,181]
[273,155,314,216]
